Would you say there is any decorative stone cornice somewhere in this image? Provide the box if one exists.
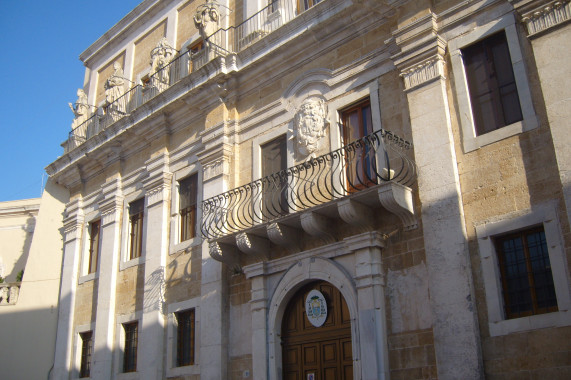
[388,12,447,91]
[63,198,84,242]
[510,0,571,36]
[202,157,231,181]
[64,221,83,243]
[399,55,446,90]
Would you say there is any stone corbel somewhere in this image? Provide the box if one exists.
[266,222,301,248]
[236,232,270,259]
[377,182,417,230]
[509,0,571,36]
[300,211,335,242]
[209,241,241,272]
[337,199,374,230]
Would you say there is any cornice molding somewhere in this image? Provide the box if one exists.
[510,0,571,36]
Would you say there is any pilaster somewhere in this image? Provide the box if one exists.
[390,15,484,379]
[52,198,84,380]
[136,153,173,379]
[196,128,233,379]
[91,178,123,380]
[511,0,571,230]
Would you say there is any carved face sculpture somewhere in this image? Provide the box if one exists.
[295,99,327,157]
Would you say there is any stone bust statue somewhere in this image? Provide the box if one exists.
[194,3,220,40]
[68,89,89,130]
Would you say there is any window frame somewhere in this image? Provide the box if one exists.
[87,219,101,274]
[72,323,95,380]
[79,211,102,283]
[449,14,538,153]
[175,309,196,367]
[128,198,145,260]
[475,203,571,336]
[170,164,202,254]
[120,192,146,270]
[122,321,139,373]
[79,330,94,378]
[178,174,198,243]
[167,298,201,378]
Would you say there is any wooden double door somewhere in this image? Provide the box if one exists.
[282,281,353,380]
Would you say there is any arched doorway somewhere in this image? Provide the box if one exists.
[281,280,353,380]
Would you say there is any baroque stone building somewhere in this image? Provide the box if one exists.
[48,0,571,379]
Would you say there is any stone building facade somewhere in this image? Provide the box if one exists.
[47,0,571,379]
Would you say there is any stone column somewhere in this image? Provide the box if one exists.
[52,199,83,380]
[511,0,571,222]
[197,134,233,379]
[390,14,483,379]
[91,179,123,380]
[138,154,172,379]
[346,232,388,380]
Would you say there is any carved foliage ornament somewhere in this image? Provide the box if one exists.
[294,98,328,158]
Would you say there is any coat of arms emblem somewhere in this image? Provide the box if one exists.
[305,289,328,327]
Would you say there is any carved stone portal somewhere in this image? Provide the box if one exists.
[294,98,328,158]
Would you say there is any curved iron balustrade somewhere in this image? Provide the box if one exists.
[201,129,416,240]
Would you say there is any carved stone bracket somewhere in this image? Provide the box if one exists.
[300,211,335,242]
[337,199,374,229]
[377,182,417,230]
[209,241,241,272]
[510,0,571,36]
[266,222,301,247]
[236,232,270,259]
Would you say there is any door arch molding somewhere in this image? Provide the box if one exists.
[267,257,361,379]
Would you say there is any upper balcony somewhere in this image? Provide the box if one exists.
[64,0,319,154]
[201,129,418,270]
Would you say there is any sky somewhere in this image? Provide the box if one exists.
[0,0,143,202]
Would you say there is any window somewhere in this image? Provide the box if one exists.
[179,175,198,242]
[462,31,523,136]
[341,99,375,191]
[87,220,101,274]
[79,331,93,378]
[298,0,322,12]
[475,204,571,336]
[261,135,288,220]
[123,322,138,373]
[495,226,558,319]
[449,15,538,152]
[176,309,196,367]
[128,199,144,260]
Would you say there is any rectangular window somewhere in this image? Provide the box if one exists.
[88,220,101,274]
[261,135,288,220]
[462,31,523,136]
[179,175,198,242]
[495,226,558,319]
[79,331,93,378]
[129,199,145,260]
[123,322,138,373]
[176,309,196,367]
[298,0,322,12]
[341,99,375,191]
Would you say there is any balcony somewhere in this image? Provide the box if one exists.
[0,283,20,306]
[201,129,417,269]
[65,0,313,153]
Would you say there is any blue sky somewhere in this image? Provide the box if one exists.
[0,0,142,202]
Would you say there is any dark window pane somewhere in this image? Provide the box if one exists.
[495,227,558,319]
[79,331,93,378]
[88,220,100,274]
[129,199,145,259]
[180,175,198,241]
[462,31,523,135]
[123,322,138,373]
[176,309,196,366]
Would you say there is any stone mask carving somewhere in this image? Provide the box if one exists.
[294,98,328,158]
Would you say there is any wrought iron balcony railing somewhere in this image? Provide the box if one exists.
[66,0,316,153]
[202,129,416,240]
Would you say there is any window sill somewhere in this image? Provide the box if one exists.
[78,272,98,285]
[170,236,201,255]
[117,372,139,380]
[463,115,539,153]
[120,256,145,271]
[166,364,200,378]
[489,309,571,337]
